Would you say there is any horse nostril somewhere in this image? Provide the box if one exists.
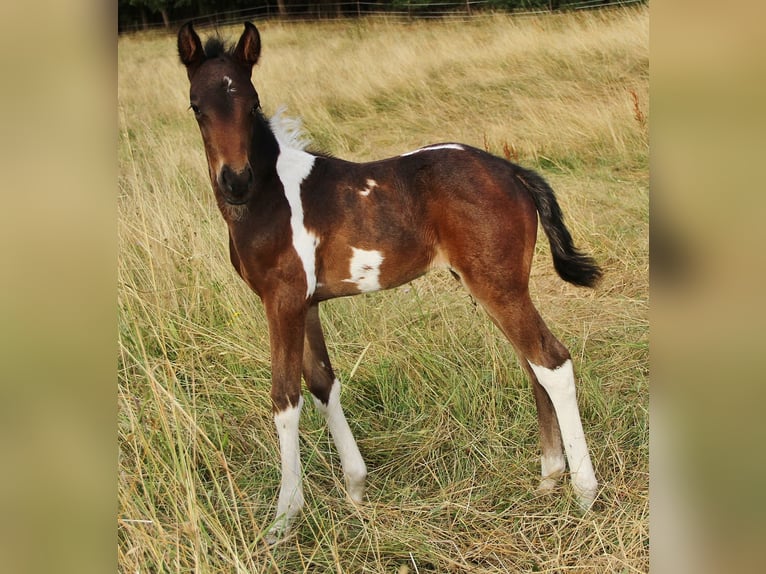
[220,165,234,191]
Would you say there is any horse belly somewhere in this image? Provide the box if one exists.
[313,239,432,300]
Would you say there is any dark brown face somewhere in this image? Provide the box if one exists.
[178,22,262,205]
[189,59,260,205]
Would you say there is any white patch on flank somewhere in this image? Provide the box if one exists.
[359,179,377,197]
[528,359,598,509]
[343,247,384,292]
[268,397,304,543]
[313,381,367,502]
[223,75,235,93]
[271,109,319,298]
[400,143,465,157]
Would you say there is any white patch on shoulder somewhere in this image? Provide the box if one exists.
[343,247,384,292]
[359,179,377,197]
[271,108,319,298]
[400,143,465,157]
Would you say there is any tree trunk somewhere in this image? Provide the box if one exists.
[160,8,170,28]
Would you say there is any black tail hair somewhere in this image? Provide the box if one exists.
[515,166,602,288]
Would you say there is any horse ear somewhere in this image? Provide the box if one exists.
[233,22,261,71]
[178,22,204,79]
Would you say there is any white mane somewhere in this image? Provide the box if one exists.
[269,107,311,152]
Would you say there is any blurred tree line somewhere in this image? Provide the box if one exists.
[118,0,625,32]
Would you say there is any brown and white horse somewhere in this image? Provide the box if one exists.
[178,22,601,543]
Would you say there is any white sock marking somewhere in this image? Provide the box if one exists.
[528,359,598,509]
[343,247,384,292]
[538,451,566,492]
[270,397,304,541]
[400,143,465,157]
[271,110,319,298]
[541,451,566,480]
[313,380,367,502]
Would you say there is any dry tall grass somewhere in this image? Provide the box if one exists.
[119,6,648,572]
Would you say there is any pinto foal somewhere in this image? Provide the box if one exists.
[178,22,601,542]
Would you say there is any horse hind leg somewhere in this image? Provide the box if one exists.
[528,371,567,493]
[302,304,367,503]
[462,277,598,509]
[527,353,598,510]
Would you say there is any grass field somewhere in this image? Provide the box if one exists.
[118,6,648,572]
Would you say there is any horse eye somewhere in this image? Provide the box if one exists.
[251,103,259,116]
[189,103,201,117]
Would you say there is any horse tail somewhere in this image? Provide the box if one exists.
[515,166,602,288]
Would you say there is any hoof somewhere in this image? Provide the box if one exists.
[537,476,559,494]
[573,481,598,511]
[264,515,293,546]
[265,523,290,546]
[346,478,366,504]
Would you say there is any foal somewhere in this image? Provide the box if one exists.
[178,22,601,542]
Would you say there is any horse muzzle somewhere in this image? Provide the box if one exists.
[218,164,254,205]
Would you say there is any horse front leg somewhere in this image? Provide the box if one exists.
[263,294,308,544]
[302,303,367,503]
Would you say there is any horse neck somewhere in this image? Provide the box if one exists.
[250,110,281,183]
